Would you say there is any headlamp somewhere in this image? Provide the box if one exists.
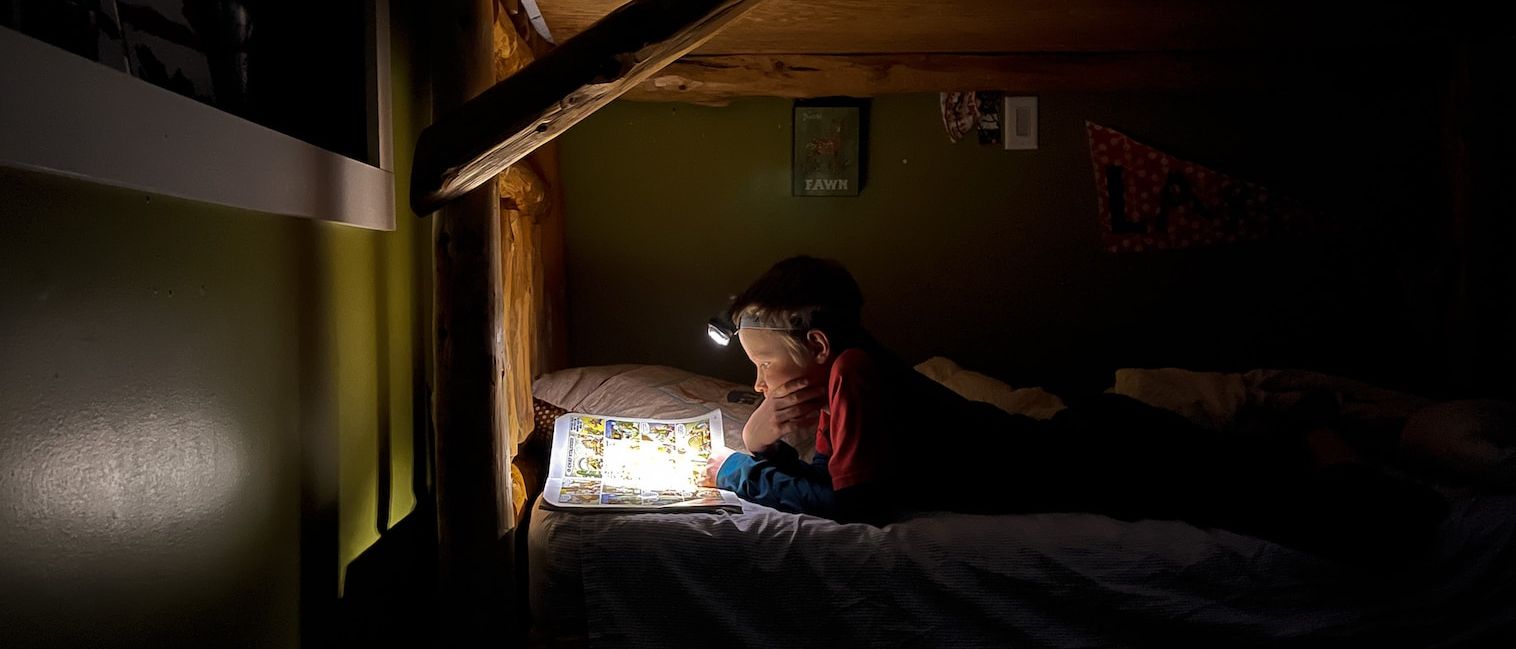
[706,308,822,346]
[706,316,736,346]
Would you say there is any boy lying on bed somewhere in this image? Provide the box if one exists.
[703,255,1448,567]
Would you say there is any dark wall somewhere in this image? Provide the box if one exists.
[557,81,1460,396]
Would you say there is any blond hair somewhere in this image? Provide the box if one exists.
[732,304,813,365]
[727,256,868,362]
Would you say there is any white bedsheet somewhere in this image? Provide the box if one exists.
[529,490,1516,648]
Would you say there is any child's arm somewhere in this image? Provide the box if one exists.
[819,348,910,525]
[718,449,899,525]
[716,442,836,516]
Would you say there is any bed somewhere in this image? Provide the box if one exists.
[522,363,1516,648]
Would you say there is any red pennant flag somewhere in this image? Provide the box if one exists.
[1087,122,1320,253]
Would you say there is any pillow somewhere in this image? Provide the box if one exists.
[530,364,650,413]
[914,356,1066,420]
[532,364,794,457]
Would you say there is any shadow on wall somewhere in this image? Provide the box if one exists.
[340,502,439,647]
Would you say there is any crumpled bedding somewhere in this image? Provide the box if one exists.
[1110,367,1434,432]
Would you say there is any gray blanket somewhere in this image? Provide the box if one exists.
[529,491,1516,648]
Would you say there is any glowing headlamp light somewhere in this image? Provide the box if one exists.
[706,316,736,346]
[706,309,820,346]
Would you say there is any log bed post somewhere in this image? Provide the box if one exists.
[411,0,770,215]
[430,0,513,640]
[424,0,770,636]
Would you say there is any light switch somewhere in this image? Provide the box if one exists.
[1003,96,1038,150]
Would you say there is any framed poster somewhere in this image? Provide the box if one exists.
[793,101,863,197]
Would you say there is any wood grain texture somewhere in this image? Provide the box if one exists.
[430,0,512,641]
[411,0,771,215]
[525,142,571,375]
[494,0,569,378]
[536,0,1439,54]
[621,51,1313,103]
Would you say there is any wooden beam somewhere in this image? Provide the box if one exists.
[429,0,511,641]
[537,0,1443,56]
[530,142,571,374]
[494,0,569,375]
[411,0,770,215]
[619,52,1336,104]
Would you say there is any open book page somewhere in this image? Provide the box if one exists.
[543,408,742,512]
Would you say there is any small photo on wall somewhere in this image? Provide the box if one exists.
[975,91,1003,145]
[793,101,864,196]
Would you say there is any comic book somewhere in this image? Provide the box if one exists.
[543,409,742,512]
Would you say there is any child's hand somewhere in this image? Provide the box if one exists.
[743,377,824,453]
[701,447,735,487]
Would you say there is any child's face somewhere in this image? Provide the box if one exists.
[737,329,824,395]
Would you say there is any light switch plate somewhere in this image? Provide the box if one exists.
[1003,96,1038,150]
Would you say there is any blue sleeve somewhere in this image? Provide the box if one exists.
[716,441,836,517]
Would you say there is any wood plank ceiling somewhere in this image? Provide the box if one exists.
[537,0,1437,53]
[531,0,1450,103]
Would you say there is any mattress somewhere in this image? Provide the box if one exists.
[528,489,1516,648]
[526,364,1516,647]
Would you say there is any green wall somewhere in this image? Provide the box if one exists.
[559,87,1451,395]
[334,0,430,596]
[0,10,430,648]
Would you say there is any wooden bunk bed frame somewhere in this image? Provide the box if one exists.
[409,0,1486,641]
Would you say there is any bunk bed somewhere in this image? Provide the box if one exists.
[409,1,1513,645]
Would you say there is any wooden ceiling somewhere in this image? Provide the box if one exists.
[535,0,1442,55]
[521,0,1455,104]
